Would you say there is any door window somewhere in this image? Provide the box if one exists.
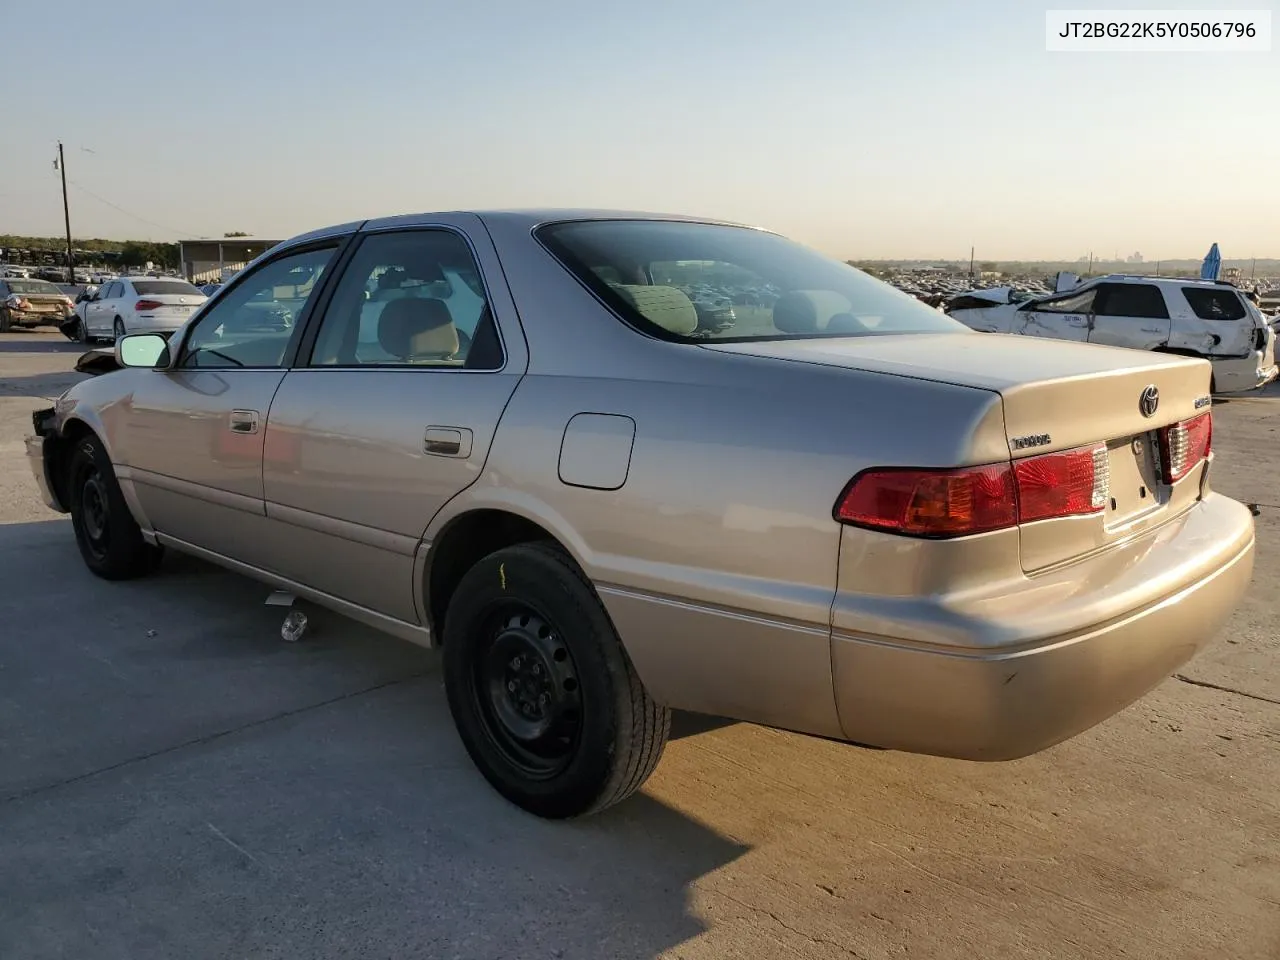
[1094,283,1169,319]
[1027,288,1096,314]
[308,229,503,369]
[178,246,336,369]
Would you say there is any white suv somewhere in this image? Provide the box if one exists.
[79,277,207,343]
[947,275,1278,393]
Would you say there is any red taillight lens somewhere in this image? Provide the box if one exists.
[1014,444,1108,523]
[835,464,1017,537]
[134,299,164,312]
[836,444,1110,538]
[1159,412,1212,483]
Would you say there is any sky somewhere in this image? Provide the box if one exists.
[2,0,1277,260]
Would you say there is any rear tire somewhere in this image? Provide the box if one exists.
[113,317,125,342]
[0,310,10,332]
[442,542,670,819]
[67,433,161,580]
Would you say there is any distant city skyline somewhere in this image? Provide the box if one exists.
[2,1,1276,261]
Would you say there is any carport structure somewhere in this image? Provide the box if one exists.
[179,238,282,283]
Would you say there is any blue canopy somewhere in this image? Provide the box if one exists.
[1201,243,1222,281]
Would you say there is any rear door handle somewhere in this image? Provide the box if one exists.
[424,426,473,458]
[229,410,260,434]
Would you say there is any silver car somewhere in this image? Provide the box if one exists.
[26,210,1254,819]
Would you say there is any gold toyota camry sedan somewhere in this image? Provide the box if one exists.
[27,211,1253,818]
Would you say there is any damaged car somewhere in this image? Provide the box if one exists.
[0,278,76,331]
[26,210,1255,819]
[946,274,1278,394]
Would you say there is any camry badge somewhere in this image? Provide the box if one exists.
[1139,385,1159,418]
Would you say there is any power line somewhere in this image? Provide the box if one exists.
[64,178,204,239]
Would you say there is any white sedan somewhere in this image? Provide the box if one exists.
[80,277,207,343]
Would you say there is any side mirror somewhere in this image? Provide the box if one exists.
[116,333,170,369]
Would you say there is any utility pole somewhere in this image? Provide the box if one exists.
[56,141,74,283]
[968,245,974,281]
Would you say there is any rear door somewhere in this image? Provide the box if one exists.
[1088,282,1171,350]
[258,217,528,622]
[1012,287,1095,342]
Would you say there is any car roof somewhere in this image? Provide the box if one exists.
[308,209,758,240]
[1097,273,1242,289]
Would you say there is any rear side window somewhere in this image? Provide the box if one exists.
[1182,287,1246,321]
[1095,283,1169,319]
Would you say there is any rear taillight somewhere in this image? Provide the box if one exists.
[1014,445,1109,524]
[835,464,1016,537]
[134,299,164,312]
[836,443,1109,538]
[1159,412,1212,483]
[5,295,30,310]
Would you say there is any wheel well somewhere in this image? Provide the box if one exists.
[426,510,561,639]
[49,419,95,507]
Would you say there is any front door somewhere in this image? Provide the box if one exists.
[86,282,117,338]
[1088,282,1171,350]
[113,243,344,565]
[258,220,526,622]
[1012,286,1096,342]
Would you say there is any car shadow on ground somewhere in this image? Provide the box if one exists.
[0,333,83,353]
[0,520,750,959]
[0,372,89,399]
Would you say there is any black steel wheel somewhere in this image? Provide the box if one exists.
[473,604,582,779]
[68,433,161,580]
[443,542,670,819]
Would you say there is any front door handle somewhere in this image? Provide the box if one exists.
[424,425,473,458]
[229,409,260,434]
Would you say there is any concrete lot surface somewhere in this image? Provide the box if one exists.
[1,331,1277,959]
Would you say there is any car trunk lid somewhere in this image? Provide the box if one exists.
[704,333,1213,571]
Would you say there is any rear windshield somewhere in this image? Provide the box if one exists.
[536,220,967,342]
[132,280,202,296]
[6,279,62,295]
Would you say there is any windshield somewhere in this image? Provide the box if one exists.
[536,220,968,342]
[6,279,63,296]
[132,280,203,297]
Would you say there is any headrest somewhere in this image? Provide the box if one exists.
[377,298,459,360]
[772,290,854,333]
[611,284,699,336]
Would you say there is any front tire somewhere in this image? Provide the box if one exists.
[67,433,161,580]
[443,542,670,819]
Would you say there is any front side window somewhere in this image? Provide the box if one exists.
[1095,283,1169,319]
[308,229,502,369]
[536,220,966,342]
[180,246,336,369]
[1183,287,1246,321]
[1029,288,1097,314]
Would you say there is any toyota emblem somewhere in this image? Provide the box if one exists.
[1139,385,1159,418]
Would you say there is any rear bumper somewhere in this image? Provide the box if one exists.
[128,317,187,334]
[3,307,72,327]
[831,493,1254,760]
